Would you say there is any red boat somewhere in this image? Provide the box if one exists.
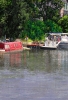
[27,44,39,48]
[0,41,23,52]
[27,41,40,49]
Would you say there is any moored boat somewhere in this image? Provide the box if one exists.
[27,44,39,48]
[0,41,23,53]
[40,46,57,50]
[27,41,40,49]
[57,33,68,49]
[58,42,68,49]
[40,33,68,50]
[40,33,61,50]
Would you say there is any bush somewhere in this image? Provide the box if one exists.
[20,19,62,41]
[44,19,62,33]
[20,20,45,41]
[58,15,68,32]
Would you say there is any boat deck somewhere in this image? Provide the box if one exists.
[40,46,57,50]
[40,41,59,50]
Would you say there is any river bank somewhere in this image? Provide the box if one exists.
[15,38,44,49]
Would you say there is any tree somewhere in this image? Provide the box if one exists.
[0,0,11,36]
[0,0,64,39]
[0,0,29,39]
[44,20,62,33]
[58,15,68,32]
[25,0,64,22]
[37,0,64,22]
[20,20,45,40]
[5,0,30,38]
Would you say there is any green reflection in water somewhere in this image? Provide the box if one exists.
[0,50,68,74]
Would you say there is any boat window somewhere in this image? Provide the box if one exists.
[61,34,68,36]
[5,44,10,49]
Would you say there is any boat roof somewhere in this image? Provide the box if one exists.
[61,33,68,35]
[48,33,68,36]
[49,33,61,36]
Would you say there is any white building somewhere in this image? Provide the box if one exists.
[60,0,68,17]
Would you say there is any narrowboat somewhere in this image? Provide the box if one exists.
[0,41,23,52]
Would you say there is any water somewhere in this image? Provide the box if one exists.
[0,49,68,100]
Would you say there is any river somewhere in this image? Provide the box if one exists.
[0,49,68,100]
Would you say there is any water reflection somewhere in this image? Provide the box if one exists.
[23,50,62,73]
[0,54,4,68]
[0,50,68,73]
[0,50,68,100]
[3,53,22,70]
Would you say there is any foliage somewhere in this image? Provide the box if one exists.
[44,20,62,33]
[58,15,68,32]
[0,0,65,40]
[25,0,64,22]
[20,20,45,41]
[0,0,12,36]
[0,0,29,38]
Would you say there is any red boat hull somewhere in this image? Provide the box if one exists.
[0,42,23,52]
